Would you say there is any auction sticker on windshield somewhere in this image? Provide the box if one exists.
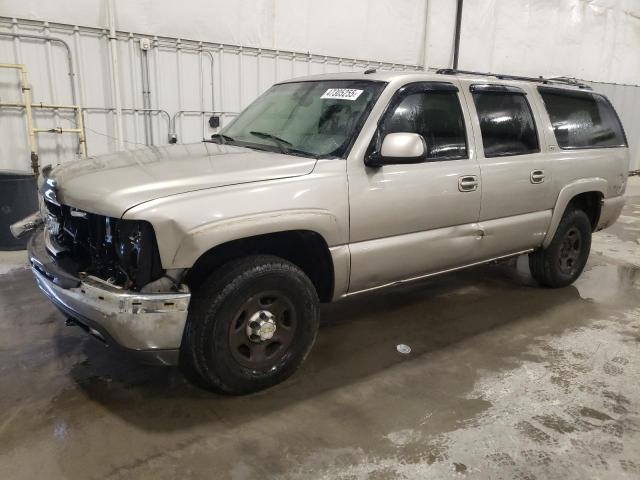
[321,89,364,101]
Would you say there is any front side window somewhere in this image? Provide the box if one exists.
[538,87,627,149]
[472,87,540,157]
[380,87,468,160]
[219,80,386,158]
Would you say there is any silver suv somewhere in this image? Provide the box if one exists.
[14,70,629,394]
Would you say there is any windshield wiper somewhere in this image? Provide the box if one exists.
[207,133,235,145]
[249,131,292,153]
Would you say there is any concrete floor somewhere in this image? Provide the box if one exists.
[1,178,639,480]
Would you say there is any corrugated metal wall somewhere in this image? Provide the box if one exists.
[0,17,420,172]
[586,81,640,172]
[1,17,638,173]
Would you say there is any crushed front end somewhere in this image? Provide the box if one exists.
[16,176,190,365]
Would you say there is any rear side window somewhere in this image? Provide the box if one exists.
[383,88,467,160]
[538,87,627,149]
[471,85,540,157]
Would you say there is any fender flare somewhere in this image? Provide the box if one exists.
[171,208,343,268]
[542,177,606,248]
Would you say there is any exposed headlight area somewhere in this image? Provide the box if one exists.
[42,199,163,291]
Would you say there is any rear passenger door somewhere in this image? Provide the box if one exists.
[460,82,554,260]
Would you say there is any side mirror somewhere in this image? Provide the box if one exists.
[366,132,427,167]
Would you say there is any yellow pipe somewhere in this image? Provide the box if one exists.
[33,128,83,133]
[76,106,88,157]
[0,63,26,69]
[0,63,89,165]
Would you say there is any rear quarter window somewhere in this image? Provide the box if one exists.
[538,87,627,149]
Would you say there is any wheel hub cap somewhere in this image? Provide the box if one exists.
[246,310,277,342]
[229,292,297,369]
[558,227,582,274]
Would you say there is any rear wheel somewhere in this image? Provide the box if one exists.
[180,255,319,395]
[529,208,592,288]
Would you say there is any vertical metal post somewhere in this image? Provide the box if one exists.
[198,42,205,139]
[140,43,153,145]
[176,39,184,142]
[218,44,224,113]
[75,105,87,157]
[238,46,243,110]
[73,25,88,156]
[128,33,140,146]
[106,0,125,150]
[19,66,39,174]
[452,0,464,69]
[152,36,162,142]
[256,49,261,97]
[43,22,63,161]
[205,50,216,111]
[422,0,430,70]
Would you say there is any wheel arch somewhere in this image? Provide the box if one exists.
[184,229,336,302]
[543,178,606,248]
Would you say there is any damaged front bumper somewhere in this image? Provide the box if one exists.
[27,228,190,365]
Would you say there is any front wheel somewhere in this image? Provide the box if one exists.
[529,208,592,288]
[180,255,319,395]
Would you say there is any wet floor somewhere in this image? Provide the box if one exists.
[1,181,639,479]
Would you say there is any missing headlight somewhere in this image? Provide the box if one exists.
[114,220,164,289]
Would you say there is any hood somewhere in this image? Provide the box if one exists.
[49,143,317,217]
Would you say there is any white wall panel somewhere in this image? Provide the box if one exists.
[1,1,639,172]
[0,17,419,172]
[587,81,640,172]
[0,0,429,65]
[457,0,640,85]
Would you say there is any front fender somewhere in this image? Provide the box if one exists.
[543,177,607,248]
[171,209,342,267]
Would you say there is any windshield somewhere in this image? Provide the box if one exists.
[218,80,386,158]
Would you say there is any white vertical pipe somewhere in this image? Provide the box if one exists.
[422,0,430,70]
[238,46,243,110]
[274,51,279,82]
[11,18,21,63]
[73,27,87,106]
[152,36,161,142]
[176,39,184,142]
[106,0,125,150]
[256,49,261,96]
[73,26,88,156]
[11,19,26,169]
[218,45,224,112]
[43,22,63,162]
[127,33,140,145]
[198,42,205,139]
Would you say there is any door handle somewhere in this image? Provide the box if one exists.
[530,170,545,184]
[458,175,479,192]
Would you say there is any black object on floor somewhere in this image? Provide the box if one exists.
[0,170,38,250]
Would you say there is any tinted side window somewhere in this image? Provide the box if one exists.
[384,91,467,160]
[472,90,539,157]
[538,87,627,149]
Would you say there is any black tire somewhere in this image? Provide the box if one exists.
[529,208,592,288]
[180,255,319,395]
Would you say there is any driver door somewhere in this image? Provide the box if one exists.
[347,81,482,293]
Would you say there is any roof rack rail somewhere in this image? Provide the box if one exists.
[435,68,592,90]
